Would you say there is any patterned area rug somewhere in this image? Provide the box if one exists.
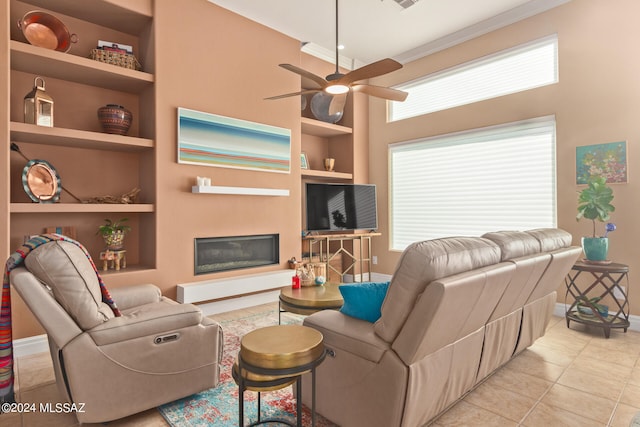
[159,310,337,426]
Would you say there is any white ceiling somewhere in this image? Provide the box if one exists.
[208,0,568,68]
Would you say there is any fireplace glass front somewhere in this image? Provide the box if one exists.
[194,234,279,275]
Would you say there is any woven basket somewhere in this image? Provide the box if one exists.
[301,278,316,287]
[89,49,141,70]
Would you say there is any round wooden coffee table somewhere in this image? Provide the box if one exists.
[279,282,343,323]
[235,325,326,427]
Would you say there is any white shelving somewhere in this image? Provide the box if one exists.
[191,186,290,196]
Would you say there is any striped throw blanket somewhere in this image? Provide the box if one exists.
[1,234,121,403]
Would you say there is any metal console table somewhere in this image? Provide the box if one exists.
[564,261,630,338]
[304,232,380,283]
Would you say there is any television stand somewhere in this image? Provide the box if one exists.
[303,233,381,283]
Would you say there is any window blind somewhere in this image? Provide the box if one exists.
[389,117,556,250]
[389,35,558,122]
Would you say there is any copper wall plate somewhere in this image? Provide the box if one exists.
[21,159,62,203]
[17,10,78,52]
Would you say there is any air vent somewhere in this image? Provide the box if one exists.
[394,0,420,8]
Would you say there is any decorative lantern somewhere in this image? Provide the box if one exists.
[24,76,53,127]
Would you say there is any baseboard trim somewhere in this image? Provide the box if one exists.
[196,290,281,316]
[553,302,640,332]
[13,334,49,358]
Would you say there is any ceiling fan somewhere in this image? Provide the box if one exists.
[266,0,408,110]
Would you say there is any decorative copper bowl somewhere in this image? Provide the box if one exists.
[97,104,132,135]
[18,11,78,52]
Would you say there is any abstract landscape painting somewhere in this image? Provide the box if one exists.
[178,108,291,173]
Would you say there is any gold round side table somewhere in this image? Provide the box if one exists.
[235,324,326,427]
[279,282,343,324]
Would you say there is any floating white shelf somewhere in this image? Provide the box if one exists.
[191,186,290,196]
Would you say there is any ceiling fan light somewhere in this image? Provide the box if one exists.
[325,84,349,95]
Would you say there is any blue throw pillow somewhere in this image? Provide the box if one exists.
[339,281,390,323]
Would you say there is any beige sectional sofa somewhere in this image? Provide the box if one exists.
[302,228,581,427]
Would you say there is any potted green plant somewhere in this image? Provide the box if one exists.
[97,218,131,250]
[576,176,615,261]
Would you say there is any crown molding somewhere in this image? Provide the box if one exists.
[299,0,569,69]
[394,0,571,64]
[301,43,364,71]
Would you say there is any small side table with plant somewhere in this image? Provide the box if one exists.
[569,175,629,338]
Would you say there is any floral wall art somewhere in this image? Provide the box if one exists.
[575,141,627,184]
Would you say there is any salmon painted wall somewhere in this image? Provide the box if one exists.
[368,0,640,315]
[151,0,302,298]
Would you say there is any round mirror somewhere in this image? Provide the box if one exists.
[22,159,61,203]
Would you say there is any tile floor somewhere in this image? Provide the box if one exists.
[3,303,639,426]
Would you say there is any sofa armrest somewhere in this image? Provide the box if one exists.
[303,310,390,363]
[88,300,203,346]
[109,284,162,310]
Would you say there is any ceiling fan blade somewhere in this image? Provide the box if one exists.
[328,93,348,116]
[338,58,403,85]
[351,84,408,102]
[264,89,319,100]
[279,64,327,89]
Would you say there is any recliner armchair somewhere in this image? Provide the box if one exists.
[10,239,222,423]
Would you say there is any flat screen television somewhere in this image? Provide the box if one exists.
[305,183,378,232]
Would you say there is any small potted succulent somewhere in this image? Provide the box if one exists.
[97,218,131,250]
[576,176,615,261]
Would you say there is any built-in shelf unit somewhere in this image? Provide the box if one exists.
[4,0,156,275]
[300,116,355,181]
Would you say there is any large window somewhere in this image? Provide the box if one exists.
[389,35,558,122]
[389,117,556,251]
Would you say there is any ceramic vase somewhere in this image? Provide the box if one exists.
[581,237,608,261]
[310,92,343,123]
[98,104,132,135]
[324,158,335,172]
